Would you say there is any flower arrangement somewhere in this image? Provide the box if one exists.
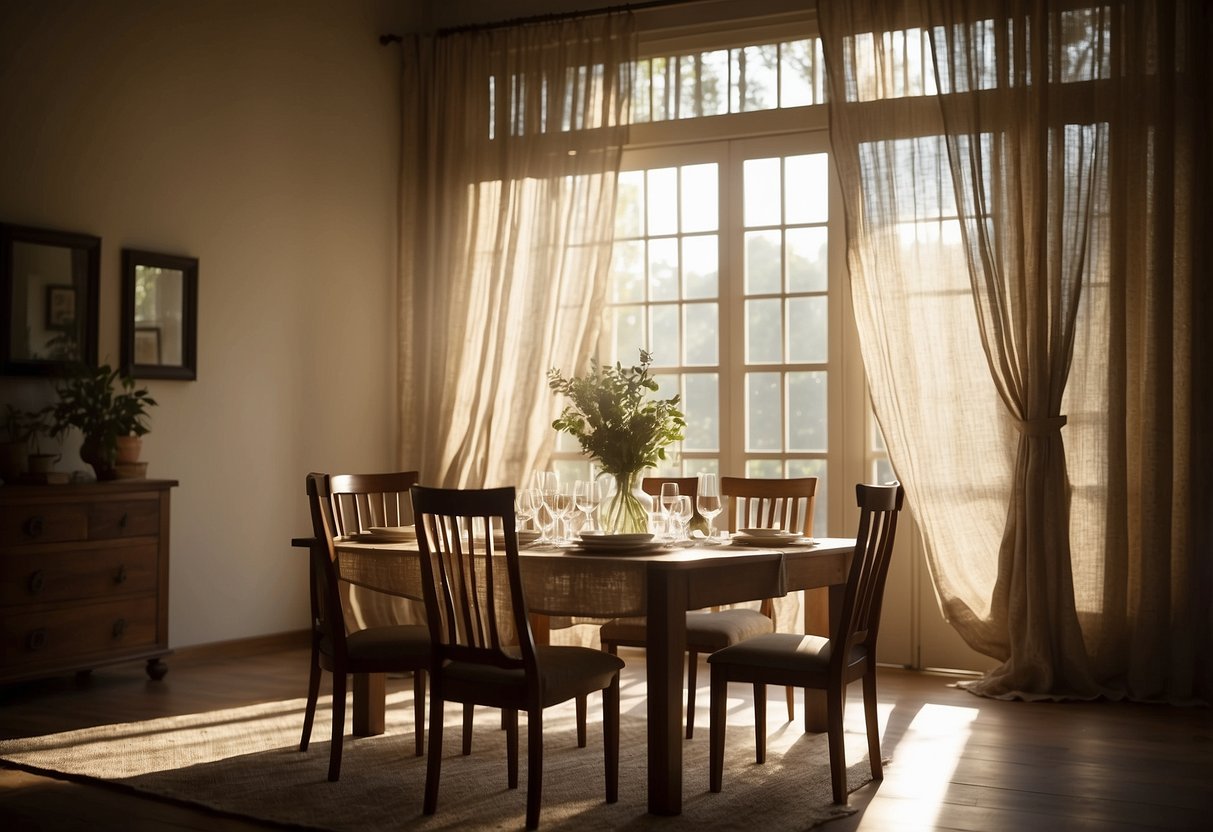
[548,349,685,533]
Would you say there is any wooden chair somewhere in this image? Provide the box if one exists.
[708,482,905,805]
[599,475,816,739]
[412,485,624,830]
[299,471,430,781]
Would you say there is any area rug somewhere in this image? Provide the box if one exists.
[0,677,876,831]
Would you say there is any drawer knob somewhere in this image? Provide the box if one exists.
[26,628,48,651]
[27,570,45,595]
[23,516,45,538]
[114,565,128,585]
[112,618,127,639]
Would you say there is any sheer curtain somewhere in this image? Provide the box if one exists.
[396,14,635,489]
[819,0,1209,701]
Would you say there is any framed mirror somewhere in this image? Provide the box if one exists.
[121,249,198,380]
[0,224,100,376]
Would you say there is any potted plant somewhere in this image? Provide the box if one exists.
[548,350,685,534]
[48,363,156,480]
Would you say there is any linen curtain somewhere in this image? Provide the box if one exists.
[819,0,1210,701]
[397,14,635,489]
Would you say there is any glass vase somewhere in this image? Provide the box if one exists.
[601,470,652,535]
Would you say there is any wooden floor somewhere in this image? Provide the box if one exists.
[0,641,1209,831]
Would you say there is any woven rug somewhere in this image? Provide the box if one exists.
[0,675,876,831]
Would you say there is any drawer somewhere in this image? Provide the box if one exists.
[89,499,161,540]
[1,595,158,667]
[0,543,158,606]
[0,503,89,545]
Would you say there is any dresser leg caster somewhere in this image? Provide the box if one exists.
[146,658,168,680]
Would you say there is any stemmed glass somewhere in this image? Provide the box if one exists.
[533,472,559,545]
[670,495,692,544]
[574,480,601,534]
[515,488,539,543]
[659,482,680,541]
[550,483,575,544]
[696,472,723,543]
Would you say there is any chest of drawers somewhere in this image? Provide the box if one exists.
[0,479,177,683]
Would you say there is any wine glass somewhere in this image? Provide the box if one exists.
[550,483,575,544]
[574,479,601,533]
[696,472,723,543]
[659,482,680,540]
[515,488,539,541]
[670,495,692,543]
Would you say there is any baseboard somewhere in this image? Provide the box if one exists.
[170,630,311,665]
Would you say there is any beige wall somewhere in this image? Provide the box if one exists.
[0,0,418,647]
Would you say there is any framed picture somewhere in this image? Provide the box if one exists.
[45,284,77,329]
[133,326,162,365]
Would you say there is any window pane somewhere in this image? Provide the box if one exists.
[743,157,781,227]
[732,44,778,112]
[786,226,828,292]
[648,237,678,301]
[678,55,697,118]
[682,234,718,299]
[684,372,719,451]
[780,39,815,107]
[785,154,828,224]
[651,57,673,121]
[788,371,827,452]
[610,240,644,302]
[684,301,719,365]
[649,304,680,364]
[745,230,781,294]
[746,371,781,451]
[746,458,782,477]
[615,170,644,237]
[701,50,729,116]
[787,296,827,362]
[630,61,651,123]
[681,163,718,232]
[647,167,678,235]
[746,298,782,363]
[652,371,679,398]
[611,305,644,360]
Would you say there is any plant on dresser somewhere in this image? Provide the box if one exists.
[47,363,156,481]
[0,479,177,683]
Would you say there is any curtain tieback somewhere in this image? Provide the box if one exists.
[1013,415,1067,436]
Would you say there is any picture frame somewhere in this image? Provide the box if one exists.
[133,326,162,365]
[45,284,77,329]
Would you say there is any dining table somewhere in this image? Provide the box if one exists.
[315,533,855,816]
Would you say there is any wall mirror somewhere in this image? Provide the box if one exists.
[121,249,198,380]
[0,224,101,376]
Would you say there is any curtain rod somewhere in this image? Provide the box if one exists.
[379,0,697,43]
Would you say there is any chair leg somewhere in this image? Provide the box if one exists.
[827,685,848,804]
[423,686,444,815]
[786,684,795,723]
[413,669,426,757]
[328,671,346,782]
[525,708,544,830]
[753,682,767,764]
[604,677,620,803]
[576,694,587,748]
[505,709,519,789]
[685,651,698,739]
[709,668,727,792]
[299,647,321,752]
[863,668,883,781]
[462,703,474,756]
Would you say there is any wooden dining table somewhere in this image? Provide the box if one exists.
[321,534,855,816]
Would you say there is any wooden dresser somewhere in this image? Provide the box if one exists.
[0,479,176,684]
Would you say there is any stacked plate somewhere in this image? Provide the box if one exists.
[730,528,810,547]
[574,532,659,554]
[346,525,416,543]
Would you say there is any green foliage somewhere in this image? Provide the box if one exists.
[1,404,53,453]
[48,363,157,464]
[547,349,685,477]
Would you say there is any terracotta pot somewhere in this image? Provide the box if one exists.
[27,453,61,475]
[115,435,143,465]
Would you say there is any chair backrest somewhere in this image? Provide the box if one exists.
[328,472,419,537]
[641,476,702,521]
[411,485,535,676]
[305,471,347,659]
[833,482,904,668]
[720,476,818,536]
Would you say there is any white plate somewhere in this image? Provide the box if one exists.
[492,530,541,546]
[731,535,816,548]
[578,533,654,546]
[368,525,416,538]
[737,528,793,539]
